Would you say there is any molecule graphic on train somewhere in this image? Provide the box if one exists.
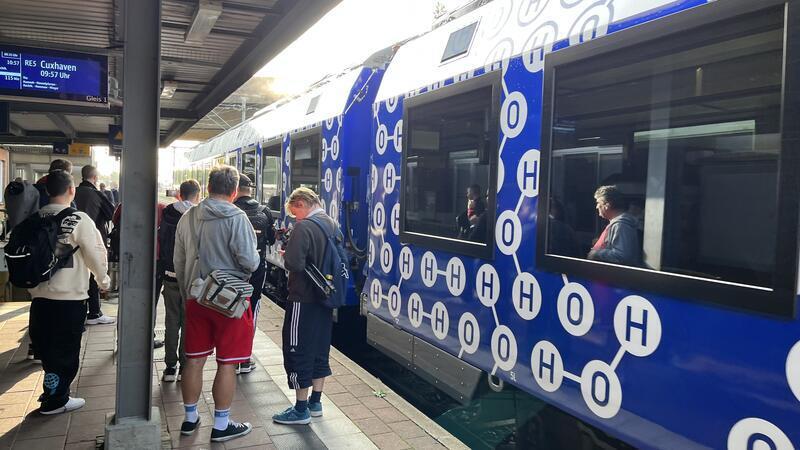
[367,63,665,421]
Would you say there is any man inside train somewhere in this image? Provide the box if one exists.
[456,184,488,242]
[587,185,642,266]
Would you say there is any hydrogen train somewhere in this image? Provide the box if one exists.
[180,0,800,448]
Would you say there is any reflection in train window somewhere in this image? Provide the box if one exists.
[545,7,784,288]
[401,75,499,259]
[242,146,257,187]
[261,143,281,209]
[227,151,238,169]
[291,133,320,193]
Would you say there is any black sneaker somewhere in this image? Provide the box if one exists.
[210,421,252,442]
[27,345,41,364]
[235,361,255,375]
[180,418,201,435]
[162,366,177,382]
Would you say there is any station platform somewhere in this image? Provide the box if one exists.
[0,298,466,449]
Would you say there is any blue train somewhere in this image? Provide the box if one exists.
[183,0,800,448]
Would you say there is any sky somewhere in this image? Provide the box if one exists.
[256,0,472,96]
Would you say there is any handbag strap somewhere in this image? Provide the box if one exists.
[188,207,205,280]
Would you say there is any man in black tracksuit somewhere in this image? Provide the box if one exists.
[272,187,334,425]
[233,174,275,374]
[74,165,115,325]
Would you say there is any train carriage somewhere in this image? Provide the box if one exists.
[364,0,800,448]
[185,62,387,306]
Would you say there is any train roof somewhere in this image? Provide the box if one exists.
[188,67,367,162]
[376,0,685,102]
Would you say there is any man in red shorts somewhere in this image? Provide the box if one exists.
[173,165,260,443]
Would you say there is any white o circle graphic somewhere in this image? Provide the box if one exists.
[491,325,518,372]
[522,22,558,73]
[383,163,397,194]
[500,91,528,139]
[370,278,382,309]
[512,272,542,321]
[368,240,375,268]
[284,146,291,166]
[728,418,795,450]
[324,168,333,193]
[386,96,398,113]
[391,203,400,236]
[408,293,424,328]
[398,246,414,280]
[482,0,513,39]
[787,340,800,403]
[497,160,505,193]
[569,2,612,46]
[430,302,450,340]
[394,120,403,152]
[613,295,662,358]
[476,264,501,307]
[380,242,394,274]
[495,210,522,255]
[458,312,480,355]
[376,124,389,155]
[557,282,594,336]
[387,285,402,318]
[373,202,385,232]
[371,164,378,193]
[321,138,328,162]
[330,136,339,161]
[531,340,564,392]
[445,257,466,297]
[329,200,338,222]
[336,167,342,192]
[517,149,541,197]
[580,360,622,419]
[420,251,438,288]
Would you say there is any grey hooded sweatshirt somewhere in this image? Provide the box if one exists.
[173,197,260,300]
[587,212,641,267]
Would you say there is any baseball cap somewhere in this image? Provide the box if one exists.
[239,173,254,188]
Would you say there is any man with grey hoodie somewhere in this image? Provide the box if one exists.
[588,185,642,267]
[173,166,260,443]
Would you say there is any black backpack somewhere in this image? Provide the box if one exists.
[305,215,350,309]
[5,208,80,288]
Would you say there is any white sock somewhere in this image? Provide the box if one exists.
[214,408,230,430]
[184,403,198,423]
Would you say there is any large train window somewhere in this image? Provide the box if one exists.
[261,142,281,211]
[538,1,799,316]
[400,72,500,259]
[290,131,320,193]
[242,145,257,184]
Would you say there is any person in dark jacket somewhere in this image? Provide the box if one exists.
[233,174,275,375]
[272,187,334,425]
[34,159,73,208]
[74,165,115,325]
[4,178,40,230]
[99,183,115,206]
[456,184,487,241]
[588,185,642,266]
[158,180,200,382]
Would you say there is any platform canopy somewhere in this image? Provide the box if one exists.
[0,0,340,146]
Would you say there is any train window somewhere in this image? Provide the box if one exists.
[290,132,320,193]
[539,3,799,315]
[441,21,478,63]
[400,72,500,259]
[261,143,281,209]
[227,151,238,169]
[242,146,256,184]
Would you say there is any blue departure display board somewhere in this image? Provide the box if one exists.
[0,45,108,106]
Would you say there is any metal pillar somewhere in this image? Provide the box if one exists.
[105,0,162,447]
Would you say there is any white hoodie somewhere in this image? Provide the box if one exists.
[28,204,111,301]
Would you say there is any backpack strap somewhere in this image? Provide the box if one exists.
[51,207,81,264]
[303,215,333,266]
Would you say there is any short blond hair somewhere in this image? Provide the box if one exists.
[285,186,321,211]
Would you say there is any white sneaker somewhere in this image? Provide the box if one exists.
[40,397,86,415]
[86,314,116,325]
